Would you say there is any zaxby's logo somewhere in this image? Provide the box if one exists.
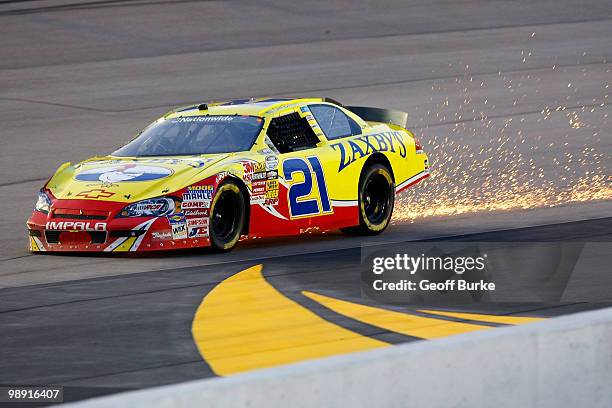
[45,221,107,231]
[330,131,408,171]
[75,164,172,183]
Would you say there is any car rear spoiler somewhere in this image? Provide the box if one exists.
[345,106,409,129]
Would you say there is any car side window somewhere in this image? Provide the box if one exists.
[309,104,361,140]
[266,112,321,154]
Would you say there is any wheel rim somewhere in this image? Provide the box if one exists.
[363,173,391,225]
[211,190,240,242]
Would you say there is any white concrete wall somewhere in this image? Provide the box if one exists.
[66,307,612,408]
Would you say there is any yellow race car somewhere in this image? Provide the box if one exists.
[27,98,429,253]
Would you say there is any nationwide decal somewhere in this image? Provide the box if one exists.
[330,131,408,171]
[75,164,172,183]
[76,189,115,199]
[171,116,234,123]
[45,221,107,231]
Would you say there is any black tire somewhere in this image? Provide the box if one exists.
[209,181,246,252]
[342,164,395,235]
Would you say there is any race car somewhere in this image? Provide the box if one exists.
[27,97,430,253]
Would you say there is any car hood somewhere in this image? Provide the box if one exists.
[46,155,229,202]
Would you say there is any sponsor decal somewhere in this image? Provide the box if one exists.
[243,161,266,178]
[167,213,186,223]
[45,221,106,231]
[133,202,164,212]
[216,171,234,183]
[188,226,208,238]
[265,155,279,171]
[151,231,172,241]
[76,189,115,199]
[187,185,214,191]
[75,164,172,183]
[171,223,187,239]
[252,186,266,195]
[266,179,279,190]
[187,217,209,238]
[181,200,211,210]
[250,195,265,205]
[252,180,266,195]
[184,209,209,217]
[264,197,279,206]
[252,172,267,181]
[186,217,208,228]
[267,170,278,179]
[264,178,279,200]
[168,213,188,239]
[265,190,279,199]
[330,131,408,171]
[183,186,213,200]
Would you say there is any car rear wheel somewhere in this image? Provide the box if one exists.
[342,164,395,235]
[209,181,246,252]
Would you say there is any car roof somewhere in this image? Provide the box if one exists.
[164,97,330,118]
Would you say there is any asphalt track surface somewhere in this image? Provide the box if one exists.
[0,0,611,404]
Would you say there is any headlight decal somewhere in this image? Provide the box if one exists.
[35,190,52,214]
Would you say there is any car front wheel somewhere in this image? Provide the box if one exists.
[209,181,246,252]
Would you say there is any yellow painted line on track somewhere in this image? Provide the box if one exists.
[418,310,543,325]
[191,264,388,376]
[303,291,494,339]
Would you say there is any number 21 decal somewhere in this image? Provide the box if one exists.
[283,157,332,218]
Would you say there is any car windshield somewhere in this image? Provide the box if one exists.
[112,115,264,157]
